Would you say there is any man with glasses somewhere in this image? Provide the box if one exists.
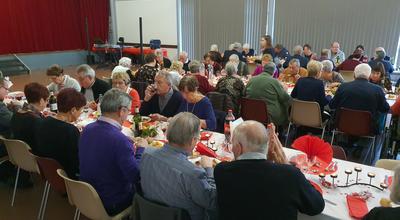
[76,64,111,103]
[79,89,146,216]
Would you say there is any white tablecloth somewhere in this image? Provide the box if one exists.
[205,132,395,220]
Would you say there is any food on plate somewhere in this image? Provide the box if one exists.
[380,198,392,207]
[387,94,397,100]
[150,140,164,148]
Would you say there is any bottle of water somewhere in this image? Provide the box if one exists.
[97,94,103,116]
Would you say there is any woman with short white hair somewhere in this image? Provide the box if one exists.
[208,44,223,64]
[241,43,255,58]
[320,60,345,88]
[215,62,245,115]
[229,54,249,76]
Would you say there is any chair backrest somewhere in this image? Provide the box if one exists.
[340,71,355,82]
[131,81,149,100]
[36,157,66,194]
[240,97,269,125]
[335,108,373,136]
[375,159,400,171]
[290,99,323,128]
[3,138,39,173]
[206,92,233,113]
[57,169,110,220]
[149,39,161,49]
[332,145,347,160]
[133,193,191,220]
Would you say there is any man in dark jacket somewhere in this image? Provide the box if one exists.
[76,64,111,102]
[214,121,325,220]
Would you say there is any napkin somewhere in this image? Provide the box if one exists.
[200,132,212,141]
[196,142,217,158]
[230,117,244,137]
[346,195,368,219]
[292,135,333,164]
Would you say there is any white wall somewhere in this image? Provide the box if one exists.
[115,0,178,45]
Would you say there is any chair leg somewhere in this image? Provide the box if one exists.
[321,127,326,140]
[330,131,336,146]
[285,123,292,147]
[40,182,51,220]
[370,137,376,165]
[11,167,20,207]
[38,181,49,220]
[74,208,80,220]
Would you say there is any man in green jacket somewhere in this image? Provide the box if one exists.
[245,62,291,127]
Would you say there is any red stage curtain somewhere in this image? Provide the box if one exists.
[0,0,109,55]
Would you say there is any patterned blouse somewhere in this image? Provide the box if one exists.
[215,75,245,114]
[135,65,158,85]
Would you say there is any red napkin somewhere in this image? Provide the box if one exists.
[196,142,217,158]
[309,180,322,194]
[346,195,369,219]
[292,135,333,164]
[200,132,212,141]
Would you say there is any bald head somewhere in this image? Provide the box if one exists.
[232,121,269,157]
[331,42,340,53]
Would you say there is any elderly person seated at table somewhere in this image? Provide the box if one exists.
[0,73,17,139]
[369,62,392,92]
[111,57,135,81]
[363,165,400,220]
[36,88,86,179]
[214,121,325,220]
[283,45,308,69]
[11,82,49,153]
[223,42,246,63]
[328,41,346,66]
[246,62,291,127]
[241,43,255,59]
[320,60,345,88]
[279,59,308,83]
[112,71,141,112]
[179,51,191,73]
[291,60,331,118]
[189,60,215,95]
[229,54,248,76]
[79,89,145,216]
[252,54,279,78]
[168,60,184,88]
[46,64,80,94]
[215,62,245,115]
[348,45,369,63]
[76,64,111,103]
[177,76,216,131]
[204,53,222,77]
[135,53,159,85]
[140,70,183,119]
[329,64,389,164]
[140,112,217,220]
[155,48,171,69]
[208,44,223,64]
[336,49,362,72]
[369,47,394,77]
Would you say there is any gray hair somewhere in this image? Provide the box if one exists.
[375,47,386,59]
[233,42,242,50]
[167,112,201,147]
[224,62,237,76]
[232,120,269,154]
[189,60,201,73]
[289,58,300,67]
[76,64,95,78]
[179,51,188,58]
[229,54,240,63]
[100,89,132,113]
[210,44,219,52]
[390,165,400,203]
[243,43,250,49]
[321,60,333,72]
[321,49,330,56]
[293,45,303,55]
[354,63,371,79]
[118,57,132,68]
[228,44,234,50]
[156,70,174,89]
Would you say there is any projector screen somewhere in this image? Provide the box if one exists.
[115,0,178,45]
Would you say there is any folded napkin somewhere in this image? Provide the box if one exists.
[200,132,212,141]
[346,195,368,219]
[196,142,217,158]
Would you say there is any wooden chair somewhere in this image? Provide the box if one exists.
[240,97,269,126]
[332,145,347,160]
[331,108,375,164]
[339,71,354,82]
[285,99,328,147]
[57,169,131,220]
[375,159,400,171]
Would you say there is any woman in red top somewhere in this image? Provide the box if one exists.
[112,71,141,113]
